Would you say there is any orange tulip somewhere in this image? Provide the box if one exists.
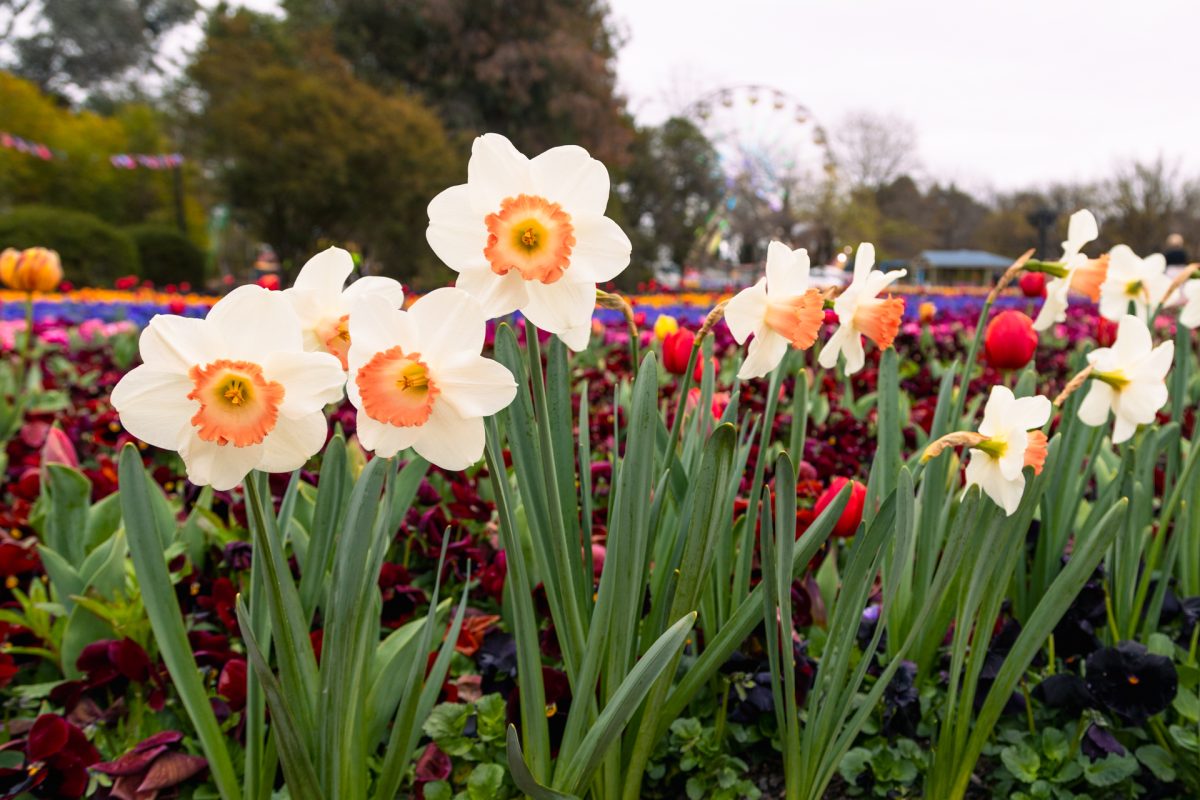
[0,248,18,288]
[4,247,63,292]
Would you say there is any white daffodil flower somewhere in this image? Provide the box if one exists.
[724,241,825,380]
[964,385,1051,515]
[111,286,347,491]
[1178,279,1200,329]
[1098,245,1170,322]
[1078,314,1174,444]
[425,133,632,351]
[817,243,906,376]
[347,287,518,470]
[1034,209,1100,331]
[282,246,405,369]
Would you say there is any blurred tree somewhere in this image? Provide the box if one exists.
[616,117,723,284]
[832,110,919,192]
[0,71,203,235]
[282,0,634,168]
[0,0,198,102]
[188,10,457,285]
[1101,157,1192,253]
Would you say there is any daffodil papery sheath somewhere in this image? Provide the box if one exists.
[111,285,347,491]
[1098,245,1170,322]
[425,133,632,351]
[964,385,1051,515]
[346,288,517,470]
[1077,314,1174,444]
[818,242,906,376]
[1034,208,1099,331]
[725,241,825,380]
[282,246,405,370]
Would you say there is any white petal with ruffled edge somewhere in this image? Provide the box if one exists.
[723,281,769,344]
[110,368,197,451]
[737,328,788,380]
[258,412,329,472]
[412,402,486,471]
[529,145,611,218]
[263,350,346,418]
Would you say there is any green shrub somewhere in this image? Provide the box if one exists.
[125,224,206,288]
[0,205,139,286]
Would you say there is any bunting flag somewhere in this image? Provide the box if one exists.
[1,133,184,169]
[0,132,54,160]
[110,153,185,170]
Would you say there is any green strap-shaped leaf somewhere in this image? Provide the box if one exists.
[506,727,580,800]
[118,445,240,800]
[236,599,327,800]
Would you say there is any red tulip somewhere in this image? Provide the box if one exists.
[812,477,866,538]
[1096,316,1118,347]
[662,328,696,376]
[1019,272,1047,298]
[984,310,1038,371]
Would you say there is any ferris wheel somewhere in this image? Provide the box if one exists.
[683,85,835,207]
[679,84,836,269]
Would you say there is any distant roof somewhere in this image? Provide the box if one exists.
[914,250,1014,270]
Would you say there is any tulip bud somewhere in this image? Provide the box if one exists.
[1019,272,1047,298]
[662,328,696,376]
[653,314,679,341]
[812,477,867,538]
[918,301,936,324]
[41,426,79,471]
[984,310,1038,371]
[6,247,62,292]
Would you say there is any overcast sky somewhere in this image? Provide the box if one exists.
[216,0,1197,191]
[604,0,1199,191]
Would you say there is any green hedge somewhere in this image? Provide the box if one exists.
[0,205,139,286]
[125,224,206,288]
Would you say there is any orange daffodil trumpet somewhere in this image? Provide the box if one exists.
[1033,209,1100,331]
[111,286,347,491]
[425,133,632,351]
[1098,245,1170,323]
[1077,314,1173,444]
[724,241,825,380]
[282,247,405,370]
[818,243,906,376]
[346,288,517,470]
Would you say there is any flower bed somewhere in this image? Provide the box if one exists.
[2,139,1199,800]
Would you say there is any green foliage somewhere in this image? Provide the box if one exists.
[125,223,206,286]
[189,10,457,286]
[619,117,724,286]
[644,718,760,800]
[0,73,202,231]
[284,0,634,169]
[0,204,139,284]
[839,738,927,797]
[421,694,520,800]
